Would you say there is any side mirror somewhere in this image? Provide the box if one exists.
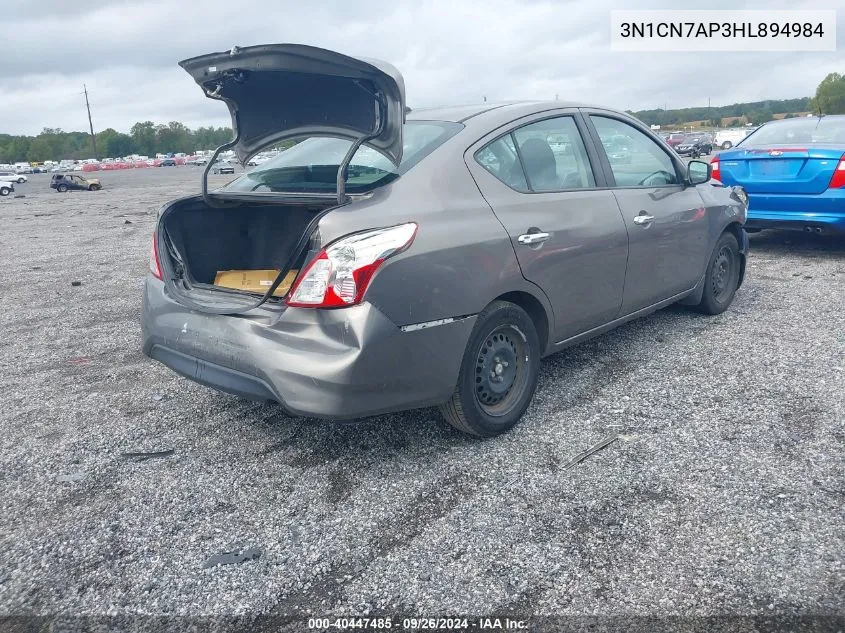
[688,160,710,185]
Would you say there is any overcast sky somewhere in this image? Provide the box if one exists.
[2,0,843,136]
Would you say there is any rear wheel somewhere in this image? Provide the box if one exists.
[721,141,732,150]
[696,232,741,315]
[17,177,25,184]
[0,186,10,196]
[439,301,540,437]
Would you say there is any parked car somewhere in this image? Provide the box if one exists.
[211,160,235,175]
[712,115,845,234]
[159,158,177,167]
[143,44,749,437]
[714,128,751,150]
[0,171,27,184]
[664,132,687,148]
[676,135,713,158]
[0,180,15,196]
[50,173,102,192]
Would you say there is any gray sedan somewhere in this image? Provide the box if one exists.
[142,44,748,437]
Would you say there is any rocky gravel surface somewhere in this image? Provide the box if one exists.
[1,169,843,631]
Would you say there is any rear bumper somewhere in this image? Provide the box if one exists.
[745,189,845,234]
[141,277,476,419]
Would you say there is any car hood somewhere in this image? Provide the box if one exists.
[179,44,406,166]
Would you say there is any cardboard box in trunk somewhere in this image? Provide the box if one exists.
[213,269,298,298]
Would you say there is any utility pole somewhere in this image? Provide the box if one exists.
[84,84,97,158]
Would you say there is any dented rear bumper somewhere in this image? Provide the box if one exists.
[141,277,475,419]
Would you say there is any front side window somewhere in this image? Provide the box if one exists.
[222,121,462,194]
[591,116,680,187]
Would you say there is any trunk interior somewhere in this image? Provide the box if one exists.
[161,197,332,294]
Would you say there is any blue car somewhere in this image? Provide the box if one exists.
[711,116,845,234]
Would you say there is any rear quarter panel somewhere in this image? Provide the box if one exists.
[317,133,553,329]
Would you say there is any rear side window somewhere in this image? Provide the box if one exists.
[591,116,680,187]
[475,134,528,191]
[475,115,595,192]
[512,117,595,191]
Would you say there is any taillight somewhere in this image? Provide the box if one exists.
[149,230,163,280]
[286,223,418,308]
[828,156,845,189]
[710,156,720,181]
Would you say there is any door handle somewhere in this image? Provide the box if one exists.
[517,232,550,245]
[633,213,654,226]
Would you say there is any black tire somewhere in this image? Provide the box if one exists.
[0,187,10,196]
[721,141,732,150]
[696,232,741,315]
[17,177,25,184]
[89,184,101,191]
[57,184,68,193]
[439,301,541,437]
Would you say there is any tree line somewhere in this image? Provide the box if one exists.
[0,121,233,164]
[630,73,844,128]
[630,97,813,128]
[3,73,844,163]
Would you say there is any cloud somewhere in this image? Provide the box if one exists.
[2,0,843,135]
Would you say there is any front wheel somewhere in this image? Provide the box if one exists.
[721,141,732,150]
[57,184,68,193]
[0,186,10,196]
[89,184,101,191]
[439,301,541,437]
[696,232,741,315]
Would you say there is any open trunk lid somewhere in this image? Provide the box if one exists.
[179,44,406,166]
[719,145,845,195]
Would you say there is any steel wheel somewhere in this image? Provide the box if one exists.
[473,325,528,417]
[710,245,734,303]
[440,301,541,437]
[695,232,741,315]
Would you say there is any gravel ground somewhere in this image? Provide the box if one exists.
[0,169,843,630]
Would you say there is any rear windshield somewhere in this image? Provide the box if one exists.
[222,121,463,194]
[740,117,845,146]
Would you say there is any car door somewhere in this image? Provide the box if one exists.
[466,111,629,343]
[583,111,709,315]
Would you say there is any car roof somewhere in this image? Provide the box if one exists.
[406,100,604,123]
[762,114,845,125]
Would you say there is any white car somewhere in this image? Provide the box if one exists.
[0,170,27,184]
[0,180,15,196]
[714,128,751,150]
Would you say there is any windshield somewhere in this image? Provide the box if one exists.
[740,117,845,146]
[222,121,462,195]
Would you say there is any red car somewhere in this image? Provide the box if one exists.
[664,132,687,148]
